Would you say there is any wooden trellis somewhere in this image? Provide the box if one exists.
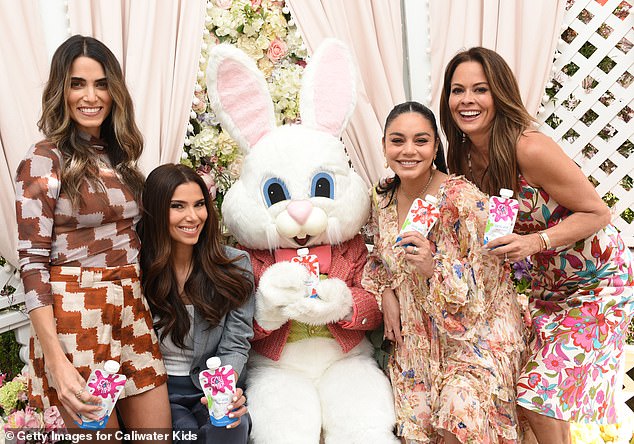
[537,0,633,246]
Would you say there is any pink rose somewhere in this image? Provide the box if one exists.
[214,0,232,9]
[5,407,43,432]
[267,38,288,62]
[5,409,25,429]
[250,0,262,9]
[196,166,217,201]
[24,406,44,429]
[44,406,66,432]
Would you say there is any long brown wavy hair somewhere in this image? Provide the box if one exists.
[138,164,254,349]
[439,47,535,196]
[38,34,144,207]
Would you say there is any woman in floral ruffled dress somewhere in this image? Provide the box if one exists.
[362,102,527,443]
[439,47,633,444]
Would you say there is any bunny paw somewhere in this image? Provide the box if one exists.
[255,261,310,330]
[284,278,353,325]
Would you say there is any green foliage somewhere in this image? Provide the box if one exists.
[546,113,563,129]
[0,331,24,380]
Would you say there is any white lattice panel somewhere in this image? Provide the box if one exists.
[537,0,634,246]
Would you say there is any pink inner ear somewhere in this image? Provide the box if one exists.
[311,49,352,136]
[217,60,271,147]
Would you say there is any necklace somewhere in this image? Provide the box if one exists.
[421,169,434,197]
[400,169,435,200]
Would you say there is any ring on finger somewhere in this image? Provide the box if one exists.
[75,388,85,400]
[504,252,508,262]
[412,246,418,255]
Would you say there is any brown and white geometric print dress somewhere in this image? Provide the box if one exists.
[15,139,166,409]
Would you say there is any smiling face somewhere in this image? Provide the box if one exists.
[66,56,113,137]
[383,112,438,184]
[448,60,496,140]
[169,182,208,247]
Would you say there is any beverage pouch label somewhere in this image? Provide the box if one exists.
[78,370,127,429]
[395,198,440,245]
[199,365,238,427]
[291,253,320,298]
[483,195,519,245]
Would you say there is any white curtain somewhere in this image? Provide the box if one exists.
[286,0,406,186]
[0,0,50,266]
[0,0,206,266]
[429,0,566,117]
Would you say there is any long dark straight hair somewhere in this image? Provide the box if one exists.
[377,101,448,206]
[138,164,253,348]
[38,34,144,207]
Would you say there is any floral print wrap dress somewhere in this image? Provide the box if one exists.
[515,175,634,423]
[363,176,528,443]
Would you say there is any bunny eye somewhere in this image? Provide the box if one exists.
[263,178,290,207]
[311,173,334,199]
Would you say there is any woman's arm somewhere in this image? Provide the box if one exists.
[361,188,395,310]
[29,307,102,422]
[487,132,611,260]
[16,144,101,422]
[216,254,255,379]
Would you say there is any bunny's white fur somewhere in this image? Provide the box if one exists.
[208,39,396,444]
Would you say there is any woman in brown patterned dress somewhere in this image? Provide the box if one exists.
[15,35,170,436]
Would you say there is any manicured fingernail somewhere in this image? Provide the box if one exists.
[233,396,238,401]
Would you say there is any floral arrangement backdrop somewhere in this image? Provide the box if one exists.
[180,0,308,210]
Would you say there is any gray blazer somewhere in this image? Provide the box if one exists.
[183,246,255,391]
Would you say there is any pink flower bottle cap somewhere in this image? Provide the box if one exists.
[206,357,222,370]
[104,360,120,374]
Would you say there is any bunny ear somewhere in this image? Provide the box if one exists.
[206,44,276,152]
[299,38,357,138]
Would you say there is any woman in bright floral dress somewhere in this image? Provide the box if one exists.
[362,101,527,443]
[439,47,634,444]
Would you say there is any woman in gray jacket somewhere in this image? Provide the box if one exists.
[138,163,255,443]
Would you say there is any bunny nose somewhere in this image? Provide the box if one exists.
[286,200,313,225]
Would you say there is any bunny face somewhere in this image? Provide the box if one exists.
[221,125,369,250]
[207,39,369,251]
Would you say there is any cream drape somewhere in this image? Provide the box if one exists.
[0,0,50,266]
[286,0,406,186]
[429,0,566,117]
[68,0,207,173]
[0,0,206,266]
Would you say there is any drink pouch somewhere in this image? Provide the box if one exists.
[199,357,238,427]
[78,360,127,429]
[291,248,320,298]
[483,188,519,245]
[395,195,440,246]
